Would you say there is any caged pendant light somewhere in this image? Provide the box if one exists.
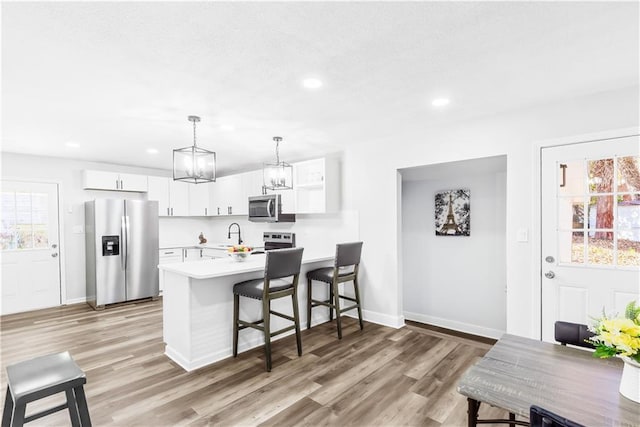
[173,115,216,184]
[263,136,293,190]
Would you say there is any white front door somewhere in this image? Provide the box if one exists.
[1,181,61,315]
[541,135,640,342]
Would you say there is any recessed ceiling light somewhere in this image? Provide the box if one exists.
[147,148,158,154]
[302,78,323,89]
[220,125,235,132]
[65,141,79,148]
[432,98,450,107]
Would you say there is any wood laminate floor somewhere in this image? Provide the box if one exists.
[1,299,512,426]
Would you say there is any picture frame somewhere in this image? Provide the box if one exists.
[435,189,470,236]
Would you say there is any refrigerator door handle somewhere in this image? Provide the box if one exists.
[124,215,130,270]
[121,215,127,270]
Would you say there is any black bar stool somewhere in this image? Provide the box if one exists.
[306,241,363,339]
[2,351,92,427]
[232,247,304,372]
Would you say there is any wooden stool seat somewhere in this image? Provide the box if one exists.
[2,352,91,427]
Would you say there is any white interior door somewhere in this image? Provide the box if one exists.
[541,135,640,342]
[1,181,61,315]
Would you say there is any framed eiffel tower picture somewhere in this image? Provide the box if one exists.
[435,189,470,236]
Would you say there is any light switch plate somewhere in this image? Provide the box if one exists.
[516,228,528,242]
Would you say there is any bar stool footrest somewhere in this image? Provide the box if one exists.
[23,403,70,423]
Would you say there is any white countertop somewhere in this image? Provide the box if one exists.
[160,242,263,250]
[158,252,333,279]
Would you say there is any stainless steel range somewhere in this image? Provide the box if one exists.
[263,232,296,250]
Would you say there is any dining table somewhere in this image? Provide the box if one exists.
[456,334,640,427]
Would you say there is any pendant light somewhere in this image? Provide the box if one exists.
[173,115,216,184]
[263,136,293,190]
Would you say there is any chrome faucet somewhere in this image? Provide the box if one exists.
[228,222,242,245]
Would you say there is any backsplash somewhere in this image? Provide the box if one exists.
[159,210,359,252]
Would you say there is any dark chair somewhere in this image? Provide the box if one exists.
[530,405,585,427]
[554,321,595,349]
[232,247,304,372]
[306,241,363,339]
[2,351,92,427]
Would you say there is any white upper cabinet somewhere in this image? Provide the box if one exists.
[168,180,189,216]
[147,176,189,216]
[188,182,212,216]
[82,170,148,192]
[209,174,247,216]
[244,170,264,199]
[293,157,340,214]
[147,176,170,216]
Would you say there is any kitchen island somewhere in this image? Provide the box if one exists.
[158,252,334,371]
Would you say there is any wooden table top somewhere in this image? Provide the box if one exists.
[457,334,640,426]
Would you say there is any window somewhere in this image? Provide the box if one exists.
[1,191,50,250]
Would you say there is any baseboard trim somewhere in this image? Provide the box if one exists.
[344,309,405,329]
[403,311,504,340]
[64,297,88,305]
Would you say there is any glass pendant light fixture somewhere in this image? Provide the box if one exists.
[263,136,293,190]
[173,115,216,184]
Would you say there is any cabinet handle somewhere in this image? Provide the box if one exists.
[167,207,170,216]
[171,207,173,216]
[116,179,119,189]
[229,206,232,215]
[164,251,175,255]
[205,207,208,216]
[217,207,220,215]
[120,179,124,189]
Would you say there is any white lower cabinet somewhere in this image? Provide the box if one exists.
[158,249,183,292]
[202,248,228,259]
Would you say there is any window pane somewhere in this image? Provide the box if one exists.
[559,231,584,264]
[558,160,585,196]
[572,202,584,229]
[15,193,32,225]
[587,234,614,265]
[17,224,33,249]
[558,197,584,230]
[1,192,16,250]
[617,156,640,193]
[618,193,640,229]
[588,196,614,230]
[588,158,614,194]
[618,230,640,267]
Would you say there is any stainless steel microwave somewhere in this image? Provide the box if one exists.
[248,194,295,223]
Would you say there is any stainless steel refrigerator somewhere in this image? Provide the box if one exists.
[85,199,159,309]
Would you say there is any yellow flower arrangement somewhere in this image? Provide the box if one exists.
[588,301,640,363]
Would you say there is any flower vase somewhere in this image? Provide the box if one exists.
[619,357,640,403]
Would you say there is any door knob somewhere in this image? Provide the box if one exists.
[545,256,555,263]
[544,271,555,279]
[51,243,58,249]
[51,253,59,258]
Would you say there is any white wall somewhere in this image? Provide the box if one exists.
[343,85,640,337]
[401,167,506,338]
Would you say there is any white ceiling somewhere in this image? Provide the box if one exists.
[2,2,638,176]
